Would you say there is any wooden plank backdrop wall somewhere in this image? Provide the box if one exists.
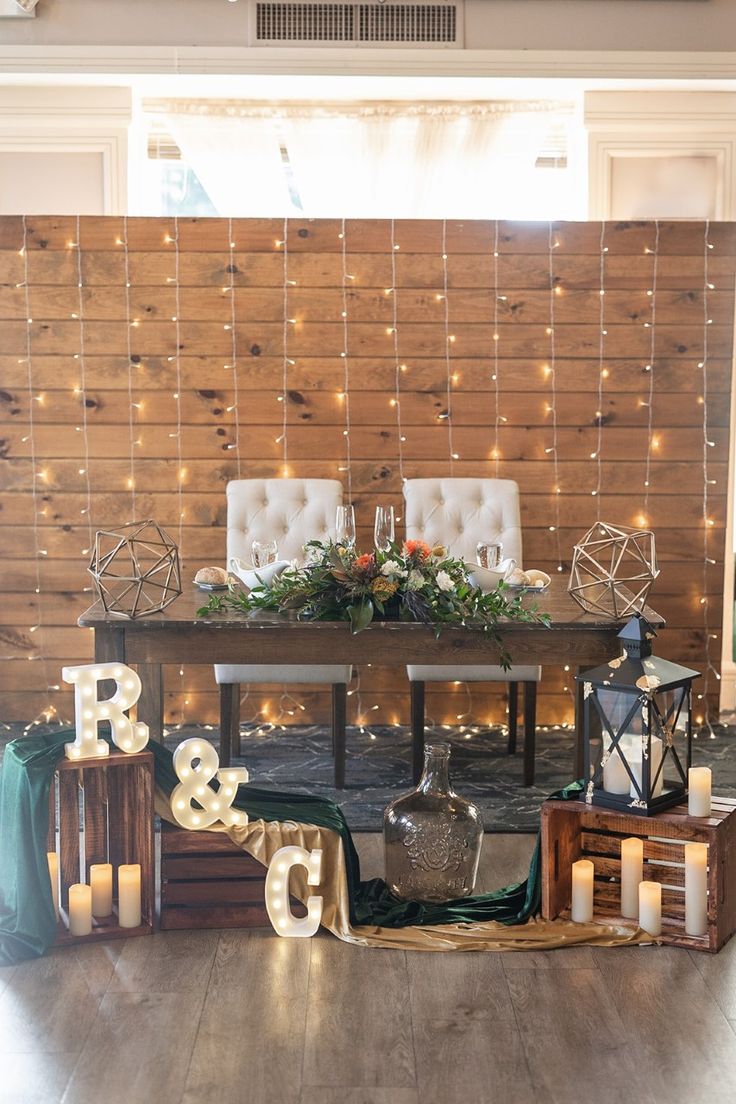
[0,216,733,729]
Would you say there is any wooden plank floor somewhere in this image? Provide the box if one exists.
[2,833,736,1104]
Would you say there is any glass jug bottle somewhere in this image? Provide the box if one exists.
[383,742,483,903]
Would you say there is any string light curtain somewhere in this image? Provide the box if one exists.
[154,100,575,219]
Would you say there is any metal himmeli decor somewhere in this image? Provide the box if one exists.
[576,614,699,816]
[88,520,181,619]
[568,522,659,619]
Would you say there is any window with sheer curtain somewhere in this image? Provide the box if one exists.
[135,99,584,220]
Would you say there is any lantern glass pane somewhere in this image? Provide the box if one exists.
[591,688,646,799]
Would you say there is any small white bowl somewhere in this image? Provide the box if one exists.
[228,557,290,591]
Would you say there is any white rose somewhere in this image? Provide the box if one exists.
[381,559,407,578]
[436,570,454,593]
[407,569,425,591]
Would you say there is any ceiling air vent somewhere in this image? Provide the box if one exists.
[252,1,462,47]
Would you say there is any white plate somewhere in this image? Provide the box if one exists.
[194,581,230,591]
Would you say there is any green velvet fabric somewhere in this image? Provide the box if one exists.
[0,729,583,965]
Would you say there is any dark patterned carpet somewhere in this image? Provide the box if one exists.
[2,722,735,832]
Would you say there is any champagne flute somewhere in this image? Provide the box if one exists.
[335,505,356,548]
[374,505,395,552]
[252,539,278,568]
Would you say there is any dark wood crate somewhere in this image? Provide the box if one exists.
[160,821,273,929]
[48,748,155,946]
[541,796,736,953]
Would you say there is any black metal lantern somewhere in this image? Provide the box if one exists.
[577,614,699,816]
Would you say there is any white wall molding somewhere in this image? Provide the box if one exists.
[585,92,736,221]
[1,46,736,79]
[0,86,131,213]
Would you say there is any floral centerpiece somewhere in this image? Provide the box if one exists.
[198,539,548,669]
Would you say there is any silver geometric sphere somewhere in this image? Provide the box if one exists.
[88,520,182,619]
[569,522,659,619]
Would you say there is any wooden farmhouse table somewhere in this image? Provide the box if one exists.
[79,578,664,785]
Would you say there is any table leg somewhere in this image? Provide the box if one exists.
[94,625,125,702]
[137,664,164,744]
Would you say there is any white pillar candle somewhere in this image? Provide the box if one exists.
[117,864,141,928]
[90,863,113,917]
[603,737,633,795]
[685,842,709,937]
[571,859,594,923]
[68,883,92,937]
[620,837,643,920]
[629,735,664,800]
[688,767,712,817]
[638,881,662,936]
[47,851,59,921]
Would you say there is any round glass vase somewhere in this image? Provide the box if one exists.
[383,742,483,903]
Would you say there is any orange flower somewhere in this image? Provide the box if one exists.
[403,539,431,563]
[354,552,376,576]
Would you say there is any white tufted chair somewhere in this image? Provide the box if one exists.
[215,479,352,785]
[403,478,542,786]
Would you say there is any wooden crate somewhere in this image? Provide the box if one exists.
[160,821,274,929]
[541,796,736,952]
[48,748,155,946]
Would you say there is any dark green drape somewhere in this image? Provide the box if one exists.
[0,729,582,965]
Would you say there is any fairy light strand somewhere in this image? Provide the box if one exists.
[339,219,353,501]
[643,219,660,510]
[171,219,186,728]
[121,217,137,515]
[547,222,563,571]
[700,220,718,730]
[389,218,405,483]
[19,217,54,711]
[74,215,94,555]
[441,220,456,471]
[227,217,242,478]
[492,220,502,475]
[171,218,185,552]
[593,222,607,515]
[277,217,289,472]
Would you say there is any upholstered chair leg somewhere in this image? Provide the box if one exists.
[332,683,347,789]
[507,682,518,755]
[411,681,426,784]
[523,682,537,787]
[219,683,240,766]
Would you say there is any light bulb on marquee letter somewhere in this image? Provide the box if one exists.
[265,845,323,938]
[62,662,150,760]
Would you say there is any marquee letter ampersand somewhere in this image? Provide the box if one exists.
[171,738,249,829]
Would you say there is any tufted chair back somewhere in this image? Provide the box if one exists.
[403,478,523,565]
[226,479,342,565]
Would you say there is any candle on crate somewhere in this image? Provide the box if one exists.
[90,863,113,917]
[571,859,594,923]
[68,884,92,937]
[118,864,141,928]
[47,852,59,921]
[688,768,712,817]
[638,881,662,936]
[620,837,643,920]
[685,842,708,936]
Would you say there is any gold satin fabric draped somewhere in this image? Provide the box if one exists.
[156,792,652,951]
